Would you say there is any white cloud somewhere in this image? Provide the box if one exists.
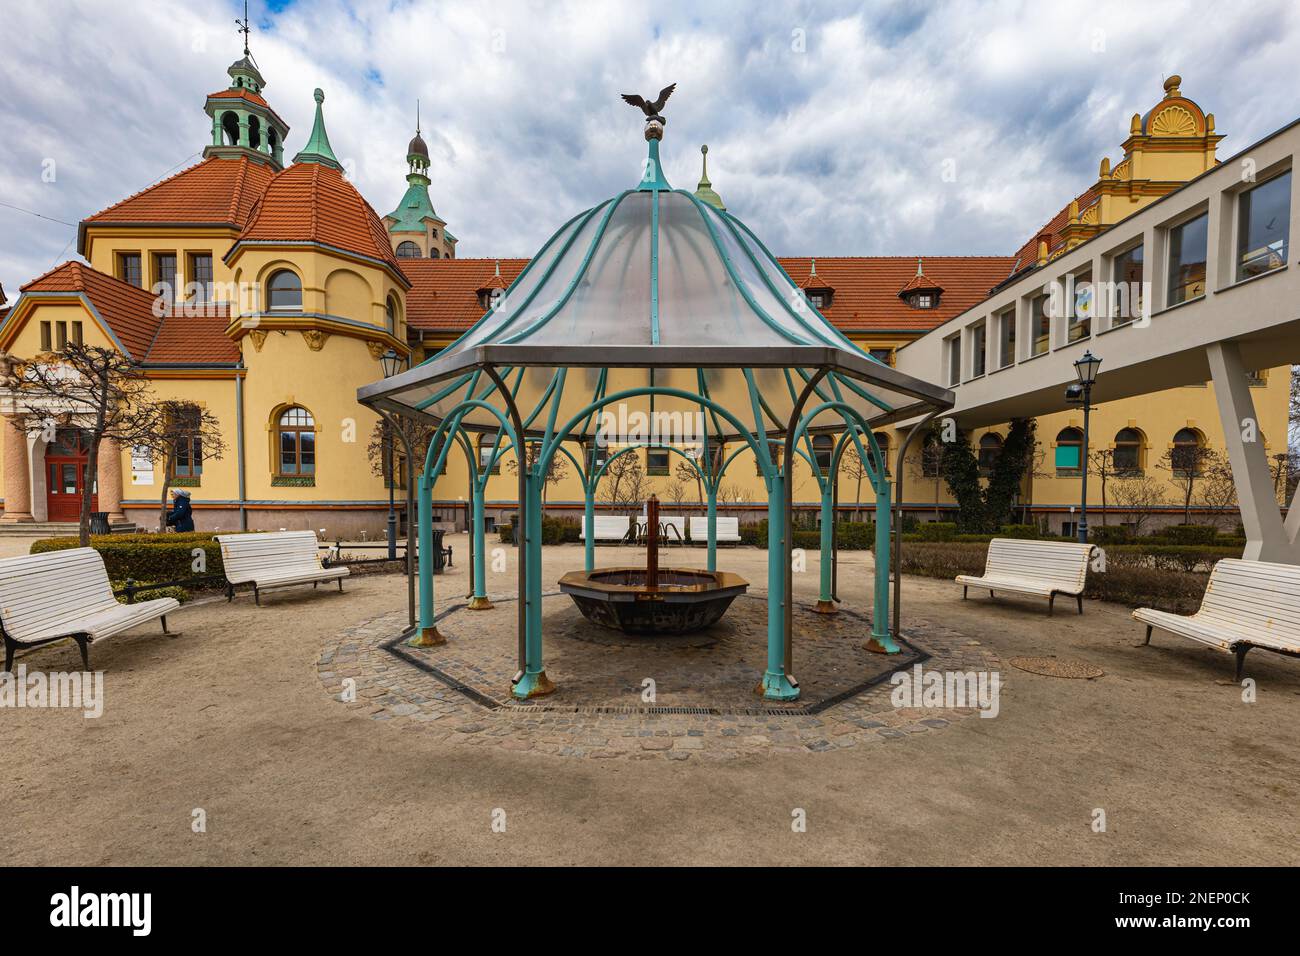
[2,0,1299,301]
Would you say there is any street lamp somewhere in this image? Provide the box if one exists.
[379,348,404,559]
[1066,350,1102,544]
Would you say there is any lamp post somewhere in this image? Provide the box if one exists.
[1065,350,1102,543]
[379,348,404,559]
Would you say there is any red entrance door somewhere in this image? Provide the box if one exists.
[46,429,97,522]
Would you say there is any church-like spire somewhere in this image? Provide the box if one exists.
[293,89,342,170]
[203,9,289,168]
[693,144,725,210]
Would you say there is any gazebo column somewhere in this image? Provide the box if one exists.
[512,473,554,698]
[582,486,595,573]
[408,472,446,646]
[814,484,837,613]
[705,490,717,572]
[468,484,492,609]
[758,473,798,701]
[867,481,900,653]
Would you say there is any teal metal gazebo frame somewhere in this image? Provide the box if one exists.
[359,100,953,702]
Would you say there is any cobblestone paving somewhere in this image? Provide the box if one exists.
[316,593,1000,761]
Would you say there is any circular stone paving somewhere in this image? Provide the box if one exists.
[316,593,1000,761]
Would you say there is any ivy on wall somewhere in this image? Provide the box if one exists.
[939,418,1037,532]
[271,475,316,488]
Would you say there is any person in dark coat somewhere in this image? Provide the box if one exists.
[166,488,195,533]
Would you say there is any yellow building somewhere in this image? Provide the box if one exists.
[0,55,1287,538]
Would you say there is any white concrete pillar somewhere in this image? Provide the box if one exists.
[1206,341,1299,563]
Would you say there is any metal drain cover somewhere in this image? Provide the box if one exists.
[1009,656,1104,679]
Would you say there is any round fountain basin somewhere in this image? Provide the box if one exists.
[558,567,749,635]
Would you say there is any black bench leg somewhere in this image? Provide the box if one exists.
[338,578,344,593]
[962,586,968,600]
[74,636,90,671]
[1143,624,1153,646]
[1076,594,1083,614]
[226,584,235,603]
[161,615,170,634]
[1048,593,1055,616]
[254,585,261,606]
[3,635,15,673]
[1234,645,1250,681]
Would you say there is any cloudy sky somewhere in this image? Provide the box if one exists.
[3,0,1299,302]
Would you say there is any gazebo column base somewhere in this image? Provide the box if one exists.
[407,626,447,648]
[467,596,494,610]
[813,600,838,615]
[756,670,800,701]
[512,669,556,699]
[864,635,901,654]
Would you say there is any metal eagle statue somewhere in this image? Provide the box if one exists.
[621,83,676,118]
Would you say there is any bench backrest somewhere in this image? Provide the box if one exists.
[0,548,118,642]
[584,515,630,539]
[1197,558,1300,636]
[983,538,1095,591]
[688,516,741,539]
[217,531,323,584]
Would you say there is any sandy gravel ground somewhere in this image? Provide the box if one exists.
[3,536,1297,866]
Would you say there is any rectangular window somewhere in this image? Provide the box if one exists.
[175,437,203,477]
[1031,295,1050,355]
[55,321,68,349]
[117,252,142,288]
[755,444,782,476]
[586,441,609,469]
[153,253,178,303]
[1111,243,1144,325]
[1167,212,1208,305]
[997,308,1015,368]
[970,321,986,377]
[1068,273,1092,342]
[478,435,501,475]
[1055,444,1081,473]
[1237,170,1291,281]
[946,335,961,385]
[71,321,83,346]
[647,449,669,476]
[868,348,894,366]
[189,253,214,303]
[40,321,52,352]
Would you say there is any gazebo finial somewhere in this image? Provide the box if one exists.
[625,83,675,191]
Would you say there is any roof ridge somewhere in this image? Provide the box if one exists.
[226,156,249,223]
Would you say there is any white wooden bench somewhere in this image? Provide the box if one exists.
[688,516,742,543]
[578,515,631,542]
[1134,558,1300,679]
[217,531,348,605]
[0,548,179,671]
[956,538,1096,615]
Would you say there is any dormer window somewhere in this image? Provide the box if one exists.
[910,292,936,309]
[807,290,833,309]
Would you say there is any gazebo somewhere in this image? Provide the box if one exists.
[358,89,953,701]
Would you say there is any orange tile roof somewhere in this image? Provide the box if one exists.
[18,262,238,364]
[1009,186,1099,271]
[401,255,1014,335]
[401,258,530,331]
[82,155,275,230]
[234,162,408,281]
[145,309,239,364]
[205,88,288,130]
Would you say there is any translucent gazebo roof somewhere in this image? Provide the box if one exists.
[359,105,953,443]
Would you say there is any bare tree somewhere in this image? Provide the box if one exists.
[15,344,157,545]
[1194,451,1239,530]
[596,451,650,513]
[840,443,871,521]
[1158,443,1218,525]
[506,441,569,505]
[673,457,704,511]
[135,401,228,531]
[662,475,691,510]
[1110,473,1169,536]
[714,481,752,506]
[1087,447,1124,527]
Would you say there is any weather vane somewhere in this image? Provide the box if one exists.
[236,0,252,57]
[621,83,676,140]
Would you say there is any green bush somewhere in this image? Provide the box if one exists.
[917,522,958,541]
[498,515,584,546]
[998,524,1040,539]
[1154,524,1220,546]
[1089,525,1133,545]
[110,580,190,604]
[32,532,234,585]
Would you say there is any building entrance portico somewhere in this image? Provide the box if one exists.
[0,402,126,525]
[43,428,96,522]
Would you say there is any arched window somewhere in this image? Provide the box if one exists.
[267,128,278,153]
[276,406,315,476]
[396,241,421,258]
[812,434,833,472]
[248,115,261,150]
[872,431,891,476]
[1171,428,1204,477]
[221,111,240,146]
[266,269,302,310]
[978,432,1003,476]
[385,295,399,334]
[430,248,440,259]
[1055,427,1084,477]
[1114,428,1144,474]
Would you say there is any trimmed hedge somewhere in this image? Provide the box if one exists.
[31,531,240,586]
[739,520,875,551]
[498,516,582,546]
